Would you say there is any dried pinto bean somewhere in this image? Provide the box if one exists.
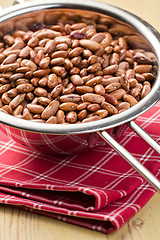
[0,13,155,124]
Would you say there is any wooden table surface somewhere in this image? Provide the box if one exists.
[0,0,160,239]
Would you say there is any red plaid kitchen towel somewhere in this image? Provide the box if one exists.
[0,102,160,234]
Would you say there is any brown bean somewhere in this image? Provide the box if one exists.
[10,41,24,50]
[94,109,108,118]
[101,102,118,115]
[105,82,121,93]
[55,36,71,46]
[118,61,129,71]
[142,72,154,81]
[60,94,81,103]
[103,93,118,106]
[71,23,87,30]
[19,46,31,58]
[77,102,90,111]
[87,63,101,73]
[126,69,135,79]
[2,54,17,65]
[33,69,50,78]
[21,59,37,71]
[103,76,121,85]
[27,104,44,114]
[37,97,51,106]
[38,76,48,87]
[34,87,48,97]
[133,53,152,64]
[110,53,119,65]
[66,111,77,123]
[94,84,105,95]
[0,84,11,94]
[27,36,39,48]
[39,57,50,69]
[70,75,83,86]
[91,33,106,43]
[69,47,83,58]
[15,78,30,86]
[22,108,33,120]
[51,50,68,59]
[50,57,65,66]
[16,83,34,93]
[76,86,94,94]
[9,93,26,108]
[79,39,100,51]
[42,39,55,54]
[103,64,119,75]
[130,83,143,97]
[62,82,75,94]
[51,84,63,98]
[41,100,60,120]
[120,75,130,91]
[3,49,21,57]
[3,35,15,46]
[82,93,105,104]
[26,92,34,101]
[87,103,101,112]
[30,119,45,123]
[117,101,130,110]
[52,66,65,76]
[56,110,65,124]
[0,53,5,64]
[109,89,126,100]
[2,92,12,105]
[135,73,145,82]
[71,56,82,66]
[70,67,80,75]
[0,78,9,84]
[29,50,40,65]
[141,84,151,98]
[0,63,19,72]
[7,88,18,98]
[1,105,12,115]
[128,78,138,88]
[16,66,30,73]
[78,109,87,121]
[13,105,23,116]
[85,76,102,86]
[123,94,138,106]
[46,116,58,124]
[25,71,33,79]
[35,29,60,39]
[134,65,152,73]
[60,102,78,111]
[64,59,73,69]
[47,74,58,89]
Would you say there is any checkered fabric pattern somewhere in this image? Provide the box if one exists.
[0,102,160,234]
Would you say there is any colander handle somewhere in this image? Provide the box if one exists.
[98,121,160,193]
[128,121,160,154]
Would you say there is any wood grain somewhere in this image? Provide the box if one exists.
[0,193,160,240]
[0,0,159,239]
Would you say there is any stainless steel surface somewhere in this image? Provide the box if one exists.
[98,130,160,192]
[0,0,159,134]
[129,121,160,154]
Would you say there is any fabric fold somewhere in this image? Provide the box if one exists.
[0,102,159,233]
